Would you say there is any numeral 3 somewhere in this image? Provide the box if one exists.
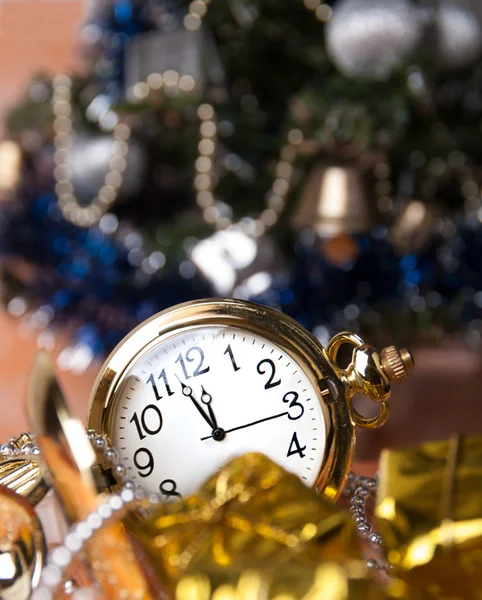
[282,391,304,420]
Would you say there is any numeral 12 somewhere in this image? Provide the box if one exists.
[176,346,210,379]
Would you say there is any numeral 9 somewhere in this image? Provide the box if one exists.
[133,448,154,478]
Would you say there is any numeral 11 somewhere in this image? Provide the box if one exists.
[147,369,174,400]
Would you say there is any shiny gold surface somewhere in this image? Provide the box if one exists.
[127,453,372,598]
[0,433,48,505]
[375,434,482,599]
[0,484,46,600]
[88,298,353,501]
[174,562,382,600]
[380,346,414,383]
[0,456,47,506]
[326,333,413,429]
[89,298,412,501]
[27,351,155,600]
[27,351,98,523]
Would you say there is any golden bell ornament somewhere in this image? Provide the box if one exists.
[291,160,380,238]
[0,484,47,600]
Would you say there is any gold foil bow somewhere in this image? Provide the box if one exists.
[127,453,381,599]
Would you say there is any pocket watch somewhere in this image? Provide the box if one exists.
[87,298,413,502]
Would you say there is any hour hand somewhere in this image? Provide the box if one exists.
[200,386,218,429]
[177,377,214,428]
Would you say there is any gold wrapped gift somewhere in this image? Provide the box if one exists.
[127,453,380,599]
[173,562,383,600]
[375,434,482,599]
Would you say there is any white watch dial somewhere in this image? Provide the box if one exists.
[109,325,327,499]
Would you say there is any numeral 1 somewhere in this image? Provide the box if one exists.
[287,432,306,458]
[224,344,240,371]
[159,369,174,396]
[147,373,161,401]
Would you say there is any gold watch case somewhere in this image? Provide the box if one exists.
[87,298,413,502]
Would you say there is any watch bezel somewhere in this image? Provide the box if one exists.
[87,298,355,501]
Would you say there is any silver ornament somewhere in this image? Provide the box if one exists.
[190,227,284,297]
[325,0,421,79]
[434,1,482,70]
[68,134,147,207]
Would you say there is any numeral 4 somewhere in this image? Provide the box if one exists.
[287,432,306,458]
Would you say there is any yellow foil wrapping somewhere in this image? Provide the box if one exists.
[126,453,380,599]
[375,434,482,599]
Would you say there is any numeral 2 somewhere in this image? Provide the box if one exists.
[224,344,240,371]
[176,346,210,379]
[287,432,306,458]
[257,358,281,389]
[130,404,163,440]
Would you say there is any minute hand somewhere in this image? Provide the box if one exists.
[200,411,288,441]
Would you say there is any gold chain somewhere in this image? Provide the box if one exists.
[52,74,132,227]
[53,0,309,231]
[194,103,302,235]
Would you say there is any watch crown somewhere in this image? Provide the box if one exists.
[380,346,414,383]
